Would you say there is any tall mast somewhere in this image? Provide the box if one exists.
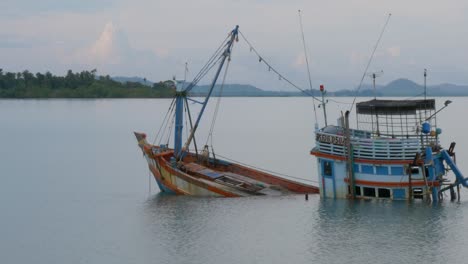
[176,25,239,159]
[174,81,185,156]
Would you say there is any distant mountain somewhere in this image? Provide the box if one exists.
[380,79,423,96]
[316,78,468,97]
[111,76,468,97]
[190,84,264,96]
[378,78,468,96]
[190,84,322,97]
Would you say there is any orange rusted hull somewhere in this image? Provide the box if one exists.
[135,132,319,197]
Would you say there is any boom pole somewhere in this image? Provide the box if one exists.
[177,25,239,159]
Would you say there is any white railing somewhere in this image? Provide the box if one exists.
[315,131,428,160]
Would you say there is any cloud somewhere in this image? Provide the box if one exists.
[66,21,179,80]
[0,0,121,16]
[292,53,306,68]
[349,51,368,65]
[72,21,141,65]
[0,35,33,48]
[88,22,124,64]
[387,46,401,57]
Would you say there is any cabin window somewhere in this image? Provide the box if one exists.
[354,164,360,173]
[376,166,389,175]
[413,188,424,199]
[361,165,374,174]
[323,161,333,177]
[390,166,404,175]
[363,187,376,197]
[410,167,420,175]
[355,186,361,196]
[378,188,391,198]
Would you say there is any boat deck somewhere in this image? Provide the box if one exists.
[182,162,281,195]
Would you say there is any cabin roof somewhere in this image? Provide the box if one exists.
[356,99,435,115]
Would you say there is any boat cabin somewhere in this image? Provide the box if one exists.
[311,99,449,200]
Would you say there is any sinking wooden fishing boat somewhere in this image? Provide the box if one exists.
[134,26,318,197]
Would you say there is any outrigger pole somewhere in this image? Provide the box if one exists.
[175,25,239,159]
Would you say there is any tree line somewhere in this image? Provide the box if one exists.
[0,69,175,98]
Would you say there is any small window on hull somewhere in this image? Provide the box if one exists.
[413,188,424,199]
[378,188,391,198]
[411,167,420,174]
[355,186,361,196]
[363,187,376,197]
[323,161,332,176]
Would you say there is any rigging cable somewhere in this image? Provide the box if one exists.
[153,97,176,145]
[205,46,234,147]
[298,10,319,126]
[165,110,176,146]
[238,30,321,103]
[185,35,230,92]
[215,153,318,184]
[349,13,392,113]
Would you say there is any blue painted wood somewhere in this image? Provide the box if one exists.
[390,166,404,175]
[321,159,336,198]
[393,188,406,200]
[353,164,360,173]
[174,95,184,157]
[156,179,176,194]
[376,166,389,175]
[361,165,373,174]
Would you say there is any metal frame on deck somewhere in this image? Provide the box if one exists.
[356,99,437,139]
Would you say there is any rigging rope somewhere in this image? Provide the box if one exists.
[165,111,176,146]
[205,47,233,147]
[185,35,230,93]
[184,99,189,142]
[214,153,318,184]
[238,30,321,103]
[153,97,176,145]
[298,10,319,125]
[349,13,392,113]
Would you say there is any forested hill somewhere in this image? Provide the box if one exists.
[3,70,468,98]
[0,69,174,98]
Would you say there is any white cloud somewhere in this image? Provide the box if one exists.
[292,53,306,68]
[71,21,133,65]
[90,22,120,64]
[349,51,368,66]
[387,46,400,57]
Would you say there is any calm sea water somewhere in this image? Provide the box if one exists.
[1,97,468,264]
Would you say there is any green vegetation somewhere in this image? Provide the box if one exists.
[0,69,175,98]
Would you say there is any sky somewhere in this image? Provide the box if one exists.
[1,0,468,91]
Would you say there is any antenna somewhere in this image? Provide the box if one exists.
[349,13,391,112]
[424,69,427,100]
[182,62,189,90]
[366,70,384,99]
[318,84,328,126]
[298,9,319,129]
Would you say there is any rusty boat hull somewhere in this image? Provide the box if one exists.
[135,132,319,197]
